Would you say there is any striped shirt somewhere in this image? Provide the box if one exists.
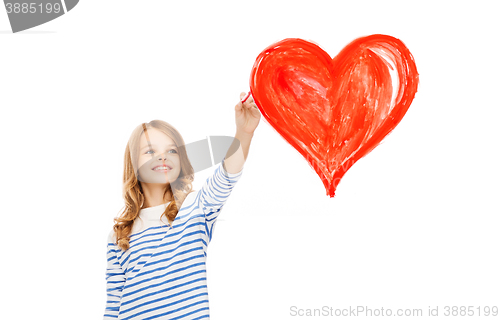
[104,160,243,319]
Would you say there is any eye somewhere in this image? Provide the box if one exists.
[145,149,177,155]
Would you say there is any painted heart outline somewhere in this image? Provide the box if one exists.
[250,34,419,197]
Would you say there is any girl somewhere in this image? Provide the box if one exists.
[104,92,261,319]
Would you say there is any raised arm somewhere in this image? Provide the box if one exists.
[223,92,261,174]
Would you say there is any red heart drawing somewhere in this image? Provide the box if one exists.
[249,34,419,197]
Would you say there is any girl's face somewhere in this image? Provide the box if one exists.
[137,128,182,185]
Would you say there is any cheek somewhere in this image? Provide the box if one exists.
[138,157,147,168]
[174,158,182,173]
[173,155,181,166]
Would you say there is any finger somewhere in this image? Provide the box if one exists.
[241,91,252,103]
[235,100,243,112]
[247,101,257,108]
[246,102,256,110]
[247,94,254,104]
[240,92,247,101]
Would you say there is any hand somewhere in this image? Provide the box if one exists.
[235,92,261,135]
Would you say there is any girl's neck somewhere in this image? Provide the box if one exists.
[141,184,173,209]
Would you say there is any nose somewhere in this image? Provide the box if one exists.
[157,151,169,161]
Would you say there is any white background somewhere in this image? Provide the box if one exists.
[1,1,499,319]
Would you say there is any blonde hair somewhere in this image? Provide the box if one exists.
[113,120,195,251]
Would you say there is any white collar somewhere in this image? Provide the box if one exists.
[139,202,171,221]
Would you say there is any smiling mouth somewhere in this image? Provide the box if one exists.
[152,166,172,172]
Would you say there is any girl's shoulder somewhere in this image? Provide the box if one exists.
[183,189,199,205]
[177,189,203,211]
[107,229,117,244]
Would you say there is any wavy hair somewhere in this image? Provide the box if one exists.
[113,120,195,251]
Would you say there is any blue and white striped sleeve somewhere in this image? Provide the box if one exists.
[198,157,243,242]
[103,230,125,319]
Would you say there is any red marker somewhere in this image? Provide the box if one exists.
[241,91,251,103]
